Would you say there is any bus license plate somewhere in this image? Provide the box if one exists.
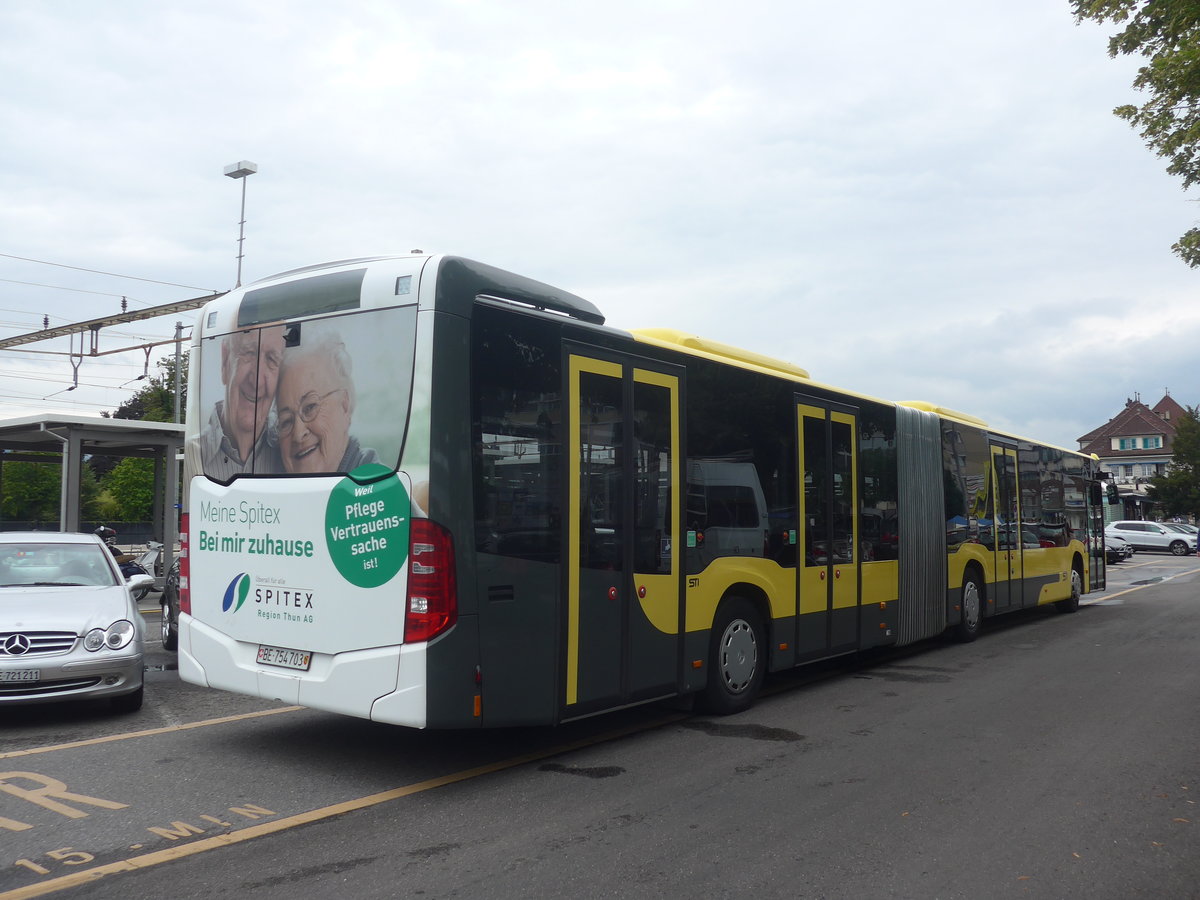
[255,645,311,671]
[0,669,40,683]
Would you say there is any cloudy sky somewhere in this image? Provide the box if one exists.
[1,0,1195,451]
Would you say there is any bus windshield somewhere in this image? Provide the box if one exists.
[188,305,416,479]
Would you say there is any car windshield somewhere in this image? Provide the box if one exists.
[0,543,119,588]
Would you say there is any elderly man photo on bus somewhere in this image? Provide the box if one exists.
[187,324,286,478]
[275,332,381,474]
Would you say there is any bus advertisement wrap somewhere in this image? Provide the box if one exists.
[190,470,414,654]
[185,303,419,480]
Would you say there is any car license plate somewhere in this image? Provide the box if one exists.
[0,669,40,683]
[255,644,311,671]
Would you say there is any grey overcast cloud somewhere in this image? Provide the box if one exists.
[0,0,1195,451]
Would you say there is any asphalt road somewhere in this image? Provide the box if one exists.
[3,554,1199,899]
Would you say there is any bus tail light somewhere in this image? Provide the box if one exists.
[179,513,191,616]
[405,518,457,643]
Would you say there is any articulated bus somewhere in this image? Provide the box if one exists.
[178,254,1106,728]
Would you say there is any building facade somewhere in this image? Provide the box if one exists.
[1076,392,1190,521]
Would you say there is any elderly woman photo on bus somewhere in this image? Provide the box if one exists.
[275,331,380,474]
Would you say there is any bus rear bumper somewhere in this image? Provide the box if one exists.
[179,615,428,726]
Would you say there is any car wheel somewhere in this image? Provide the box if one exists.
[133,584,151,602]
[953,571,983,642]
[1170,540,1189,556]
[161,599,178,651]
[1055,565,1082,614]
[111,684,144,714]
[699,597,765,715]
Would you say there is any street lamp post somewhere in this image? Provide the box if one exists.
[223,160,258,287]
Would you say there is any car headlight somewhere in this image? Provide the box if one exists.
[84,620,136,652]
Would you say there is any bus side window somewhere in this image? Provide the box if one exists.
[470,308,563,564]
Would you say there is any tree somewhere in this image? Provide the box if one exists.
[1072,1,1200,266]
[103,353,187,424]
[92,352,187,483]
[100,458,157,522]
[1147,405,1200,518]
[0,452,106,525]
[78,462,104,520]
[0,455,62,525]
[0,453,105,526]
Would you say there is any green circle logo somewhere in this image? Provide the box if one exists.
[324,469,410,588]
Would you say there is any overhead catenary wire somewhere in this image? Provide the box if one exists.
[0,279,159,306]
[0,252,216,292]
[0,259,212,420]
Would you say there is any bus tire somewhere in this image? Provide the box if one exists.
[1055,564,1082,614]
[699,597,765,715]
[953,572,983,643]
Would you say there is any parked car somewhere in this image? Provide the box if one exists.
[1105,533,1134,564]
[0,531,152,712]
[1104,520,1198,556]
[160,556,179,652]
[1163,522,1199,537]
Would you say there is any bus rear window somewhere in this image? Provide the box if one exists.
[239,269,364,326]
[187,306,416,479]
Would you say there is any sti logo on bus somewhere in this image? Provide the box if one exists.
[222,573,251,613]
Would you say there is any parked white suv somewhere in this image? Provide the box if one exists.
[1104,520,1197,556]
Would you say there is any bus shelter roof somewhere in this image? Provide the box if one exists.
[0,414,183,566]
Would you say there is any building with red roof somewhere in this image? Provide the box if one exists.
[1077,391,1191,519]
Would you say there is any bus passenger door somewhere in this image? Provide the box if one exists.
[990,445,1020,613]
[1087,478,1106,592]
[565,350,682,716]
[795,399,860,658]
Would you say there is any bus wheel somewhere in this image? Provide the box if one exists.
[1055,566,1082,614]
[953,573,983,643]
[700,598,765,715]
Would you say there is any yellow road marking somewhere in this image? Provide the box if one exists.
[1118,560,1171,571]
[0,707,302,760]
[1083,585,1141,603]
[1083,563,1200,605]
[0,713,686,900]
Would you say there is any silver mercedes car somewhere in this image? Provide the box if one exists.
[0,531,152,712]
